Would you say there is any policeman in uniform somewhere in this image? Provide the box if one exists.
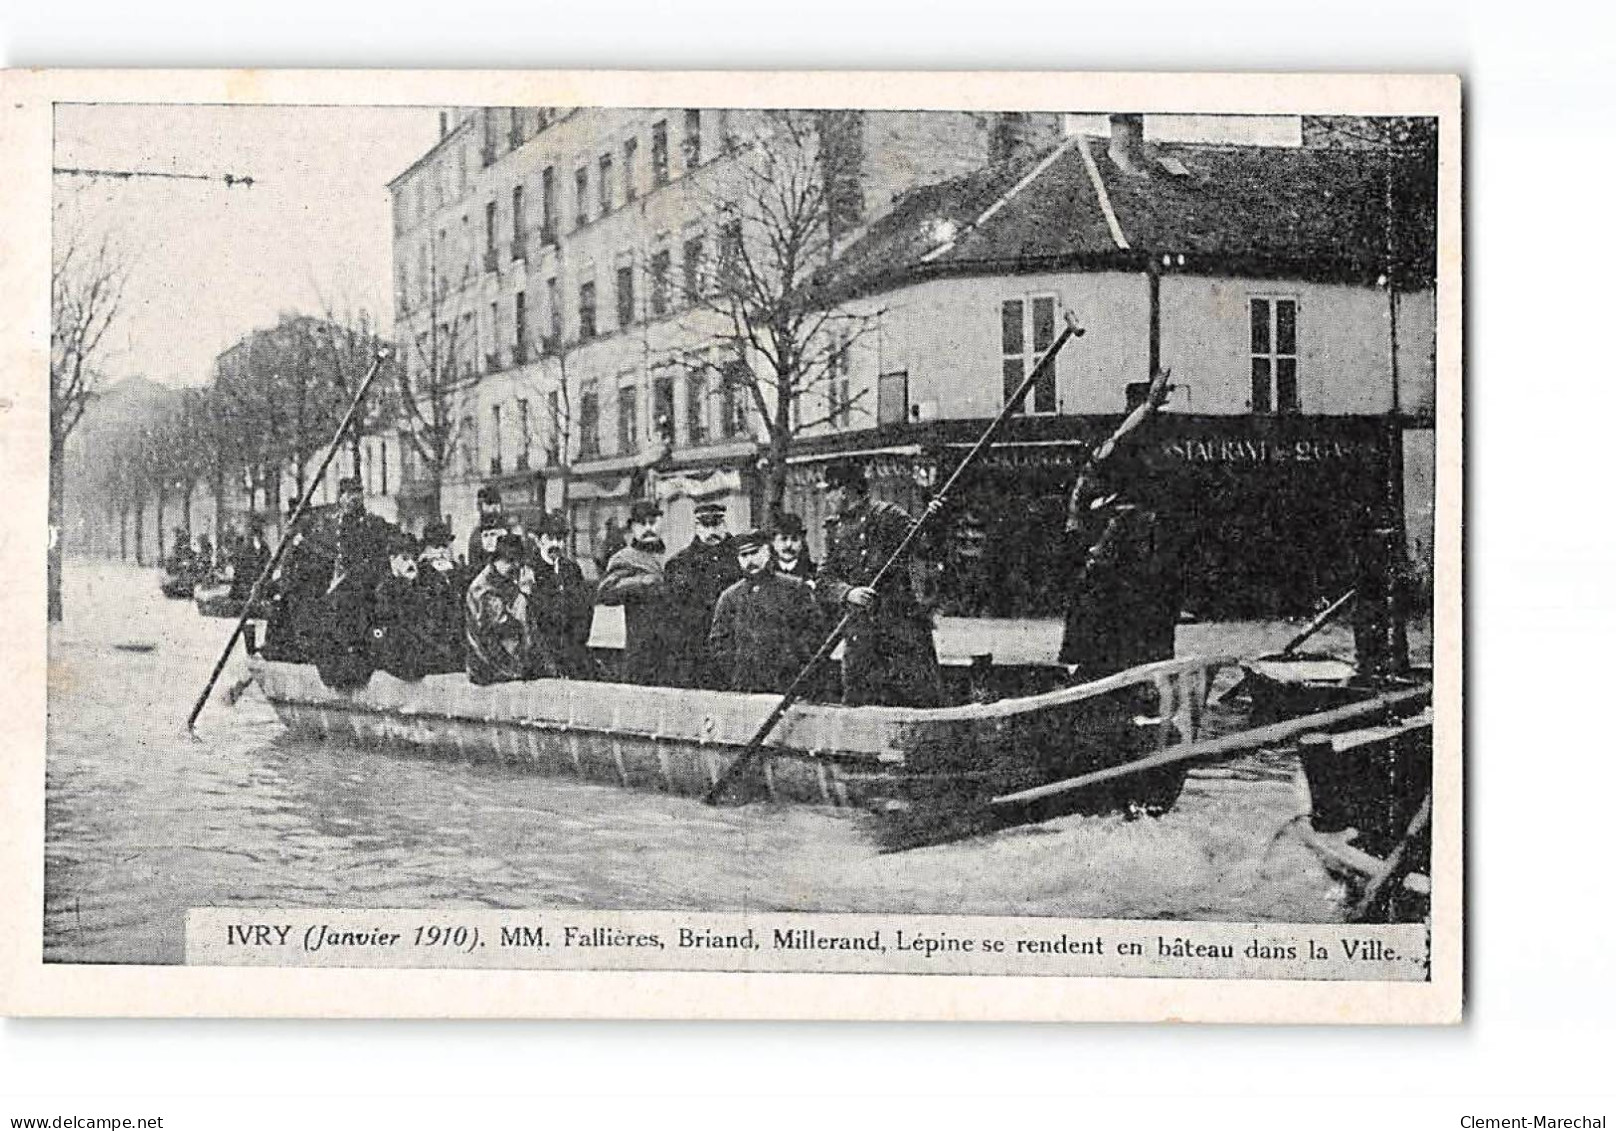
[662,499,742,688]
[816,462,943,708]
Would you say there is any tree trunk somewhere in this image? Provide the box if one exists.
[47,439,65,622]
[118,506,128,561]
[155,486,167,565]
[133,497,146,567]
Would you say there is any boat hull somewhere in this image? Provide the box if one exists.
[249,654,1230,813]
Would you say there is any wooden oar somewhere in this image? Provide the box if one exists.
[1208,587,1359,708]
[703,309,1089,805]
[989,684,1431,810]
[185,348,390,732]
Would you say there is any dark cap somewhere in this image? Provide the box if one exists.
[477,485,503,507]
[387,529,419,556]
[628,499,662,525]
[493,532,526,561]
[733,528,769,553]
[820,460,868,492]
[534,510,569,538]
[337,475,363,496]
[422,519,453,547]
[693,500,727,524]
[772,513,806,538]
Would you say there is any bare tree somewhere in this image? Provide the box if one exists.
[393,250,473,522]
[677,110,883,521]
[49,225,128,619]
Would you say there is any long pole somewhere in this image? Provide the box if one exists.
[185,348,390,731]
[703,310,1087,804]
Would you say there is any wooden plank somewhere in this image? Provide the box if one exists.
[990,686,1431,808]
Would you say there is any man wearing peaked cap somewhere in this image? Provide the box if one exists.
[313,472,395,689]
[662,496,742,688]
[708,528,824,695]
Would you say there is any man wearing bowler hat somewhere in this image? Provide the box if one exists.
[817,461,942,708]
[524,510,594,679]
[464,532,532,685]
[663,498,742,688]
[596,498,674,685]
[770,512,818,582]
[468,485,519,578]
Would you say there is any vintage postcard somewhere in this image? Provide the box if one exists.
[0,69,1461,1021]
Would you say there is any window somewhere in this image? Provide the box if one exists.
[540,166,556,241]
[686,366,709,445]
[682,237,705,302]
[653,374,675,446]
[379,438,389,495]
[514,291,528,361]
[545,391,561,465]
[649,249,671,316]
[516,398,531,470]
[651,120,669,186]
[482,110,498,166]
[683,109,702,169]
[617,378,639,453]
[511,185,526,260]
[717,218,743,292]
[720,357,750,437]
[827,339,852,428]
[417,244,429,304]
[490,403,503,474]
[579,381,601,458]
[545,276,561,344]
[460,312,477,377]
[598,153,614,214]
[485,200,498,261]
[1250,296,1298,414]
[460,414,478,475]
[615,264,635,330]
[878,369,909,426]
[622,137,638,201]
[508,106,525,149]
[488,301,501,371]
[574,166,590,227]
[1001,295,1058,414]
[578,281,597,340]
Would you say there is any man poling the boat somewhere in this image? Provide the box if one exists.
[314,475,394,690]
[702,309,1088,805]
[817,462,943,709]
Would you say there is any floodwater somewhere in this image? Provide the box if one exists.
[45,559,1379,965]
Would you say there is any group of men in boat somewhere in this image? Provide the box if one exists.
[256,452,1178,705]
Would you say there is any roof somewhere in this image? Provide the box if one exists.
[809,133,1437,304]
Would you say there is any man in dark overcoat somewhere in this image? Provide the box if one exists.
[414,519,466,674]
[316,476,395,689]
[770,512,818,583]
[464,532,531,685]
[524,510,594,679]
[816,462,943,708]
[708,529,824,694]
[662,499,742,688]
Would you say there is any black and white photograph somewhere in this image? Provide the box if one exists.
[3,70,1460,1022]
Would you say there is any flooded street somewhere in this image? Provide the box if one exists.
[46,559,1357,966]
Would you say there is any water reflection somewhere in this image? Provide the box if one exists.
[46,560,1345,965]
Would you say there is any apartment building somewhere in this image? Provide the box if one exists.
[386,106,1060,558]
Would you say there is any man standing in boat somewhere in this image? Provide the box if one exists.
[663,499,743,689]
[596,499,674,685]
[770,512,817,583]
[465,532,532,685]
[467,485,518,579]
[708,528,824,694]
[817,462,943,708]
[317,475,394,689]
[524,510,594,679]
[1058,460,1180,682]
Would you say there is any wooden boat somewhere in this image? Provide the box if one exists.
[248,653,1233,814]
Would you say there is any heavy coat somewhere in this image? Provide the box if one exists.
[370,571,432,680]
[413,556,467,674]
[524,554,594,678]
[663,537,742,689]
[1058,501,1179,680]
[708,572,825,694]
[315,508,395,689]
[261,526,333,664]
[464,563,531,685]
[595,540,674,686]
[771,552,818,583]
[467,513,519,578]
[818,499,943,708]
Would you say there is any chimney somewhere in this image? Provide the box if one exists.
[1107,113,1148,176]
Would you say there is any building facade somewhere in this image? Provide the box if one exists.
[386,106,1061,563]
